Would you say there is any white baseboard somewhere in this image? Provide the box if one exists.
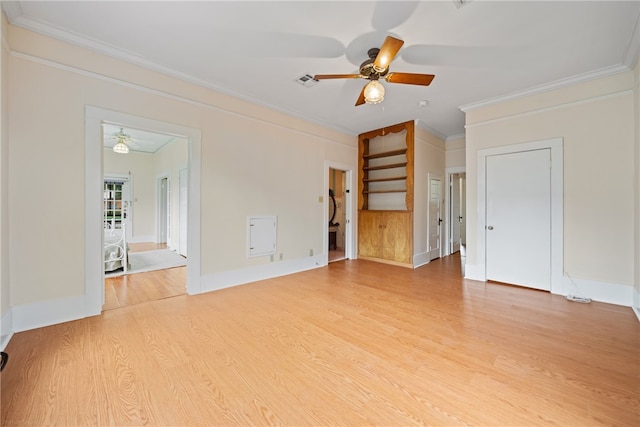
[11,295,87,333]
[462,263,634,308]
[413,251,430,268]
[197,255,325,295]
[463,263,485,282]
[552,276,633,307]
[1,308,13,351]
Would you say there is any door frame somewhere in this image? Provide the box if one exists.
[178,167,188,256]
[445,166,466,257]
[476,137,566,294]
[157,174,171,244]
[324,161,355,264]
[427,173,444,261]
[85,106,202,315]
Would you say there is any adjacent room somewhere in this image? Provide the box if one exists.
[0,1,638,425]
[102,125,189,309]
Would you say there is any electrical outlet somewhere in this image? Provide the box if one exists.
[318,196,323,203]
[279,253,283,260]
[270,254,274,262]
[309,249,314,256]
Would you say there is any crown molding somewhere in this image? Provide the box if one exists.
[459,64,631,113]
[445,133,465,142]
[1,1,23,22]
[3,10,359,138]
[624,14,639,68]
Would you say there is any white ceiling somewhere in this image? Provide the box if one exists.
[102,124,178,154]
[4,1,639,139]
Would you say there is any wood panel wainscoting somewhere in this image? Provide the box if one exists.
[1,255,638,426]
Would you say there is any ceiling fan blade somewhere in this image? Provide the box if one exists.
[374,36,404,71]
[314,74,361,80]
[385,72,435,86]
[355,85,366,106]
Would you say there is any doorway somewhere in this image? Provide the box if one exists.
[449,172,466,254]
[325,162,354,264]
[328,168,347,262]
[102,126,189,308]
[428,176,443,261]
[86,106,203,316]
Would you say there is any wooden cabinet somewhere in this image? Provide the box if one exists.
[358,121,414,267]
[358,210,412,265]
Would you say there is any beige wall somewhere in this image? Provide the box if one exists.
[6,23,355,310]
[445,136,466,169]
[414,126,446,263]
[465,71,636,291]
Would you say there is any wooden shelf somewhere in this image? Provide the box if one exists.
[363,148,407,160]
[363,176,407,183]
[358,120,415,267]
[363,189,407,194]
[363,162,407,171]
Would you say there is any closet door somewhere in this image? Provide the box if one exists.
[485,149,551,290]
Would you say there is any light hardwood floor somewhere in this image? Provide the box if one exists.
[128,242,168,252]
[2,255,638,426]
[104,242,186,310]
[103,266,186,311]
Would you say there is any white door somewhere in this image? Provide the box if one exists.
[179,168,188,257]
[450,174,462,253]
[486,149,551,290]
[428,178,442,260]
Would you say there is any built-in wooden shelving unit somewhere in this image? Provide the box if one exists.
[358,120,414,267]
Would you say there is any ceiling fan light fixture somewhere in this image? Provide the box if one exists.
[364,80,385,104]
[113,138,129,154]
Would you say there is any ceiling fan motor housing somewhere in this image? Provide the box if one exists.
[360,48,388,79]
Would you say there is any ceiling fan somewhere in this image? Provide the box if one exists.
[314,36,435,106]
[111,127,132,154]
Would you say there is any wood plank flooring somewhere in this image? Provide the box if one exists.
[2,255,638,426]
[103,266,186,311]
[104,242,186,310]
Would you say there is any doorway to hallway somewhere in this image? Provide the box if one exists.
[328,168,347,262]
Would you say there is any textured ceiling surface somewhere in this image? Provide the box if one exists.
[4,1,639,140]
